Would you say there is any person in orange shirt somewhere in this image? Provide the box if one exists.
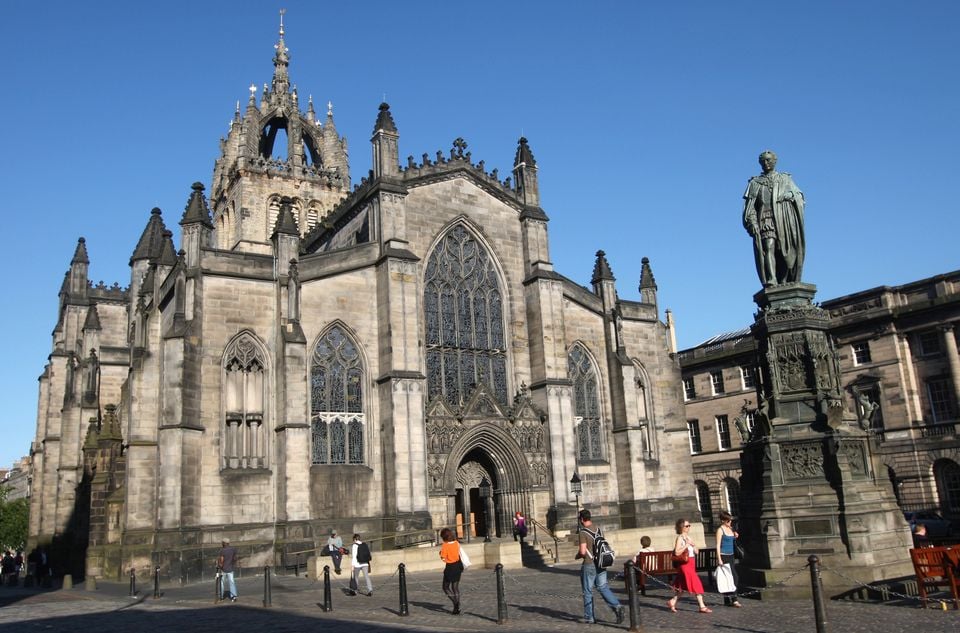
[439,528,464,615]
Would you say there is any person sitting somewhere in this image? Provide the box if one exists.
[912,523,932,548]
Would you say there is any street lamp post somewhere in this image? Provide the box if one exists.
[479,477,492,543]
[570,472,582,529]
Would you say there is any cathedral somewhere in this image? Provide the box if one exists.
[29,22,697,579]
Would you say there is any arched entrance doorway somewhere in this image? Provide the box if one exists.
[425,383,550,539]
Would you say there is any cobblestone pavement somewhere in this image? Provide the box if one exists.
[1,564,958,633]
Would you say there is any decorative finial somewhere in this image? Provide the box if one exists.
[279,8,286,37]
[327,101,333,117]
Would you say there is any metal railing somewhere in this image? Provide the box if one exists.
[528,517,560,564]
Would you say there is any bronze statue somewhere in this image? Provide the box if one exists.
[743,151,805,287]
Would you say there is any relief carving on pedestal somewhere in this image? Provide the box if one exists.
[838,440,867,477]
[769,332,811,393]
[782,441,824,480]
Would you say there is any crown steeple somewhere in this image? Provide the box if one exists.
[271,9,290,96]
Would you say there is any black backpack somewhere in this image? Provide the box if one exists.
[356,542,372,564]
[584,527,615,569]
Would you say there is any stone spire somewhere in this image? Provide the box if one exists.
[639,256,658,305]
[82,303,102,331]
[371,102,399,178]
[591,250,615,284]
[512,137,540,207]
[130,208,167,265]
[180,182,214,228]
[158,230,178,267]
[272,198,300,236]
[271,9,290,96]
[71,237,90,264]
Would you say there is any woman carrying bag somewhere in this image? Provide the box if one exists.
[715,511,742,607]
[439,528,470,615]
[666,518,711,614]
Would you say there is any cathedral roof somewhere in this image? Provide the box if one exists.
[180,182,214,228]
[130,208,167,266]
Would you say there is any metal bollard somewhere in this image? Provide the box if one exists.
[215,569,222,603]
[808,555,827,633]
[398,563,409,616]
[263,566,272,607]
[129,568,137,597]
[322,565,333,612]
[153,565,161,599]
[624,561,643,633]
[495,563,508,624]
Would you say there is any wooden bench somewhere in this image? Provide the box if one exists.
[634,549,718,595]
[910,546,959,609]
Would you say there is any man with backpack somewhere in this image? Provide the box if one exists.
[576,510,625,625]
[349,534,373,596]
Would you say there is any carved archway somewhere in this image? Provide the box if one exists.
[426,383,550,538]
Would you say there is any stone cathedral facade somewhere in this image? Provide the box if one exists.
[29,25,697,579]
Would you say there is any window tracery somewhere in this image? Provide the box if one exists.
[223,333,266,469]
[311,325,365,465]
[569,343,604,461]
[424,225,508,406]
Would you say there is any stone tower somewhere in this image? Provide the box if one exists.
[210,15,350,254]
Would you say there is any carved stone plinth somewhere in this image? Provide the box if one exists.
[739,283,913,595]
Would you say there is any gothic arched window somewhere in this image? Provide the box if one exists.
[424,224,508,406]
[223,333,267,469]
[311,325,365,465]
[569,343,604,461]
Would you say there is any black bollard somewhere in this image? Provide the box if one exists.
[153,565,161,599]
[322,564,333,612]
[624,561,643,633]
[808,555,828,633]
[495,563,508,624]
[398,563,409,616]
[263,566,272,607]
[215,568,222,603]
[129,568,137,597]
[295,554,300,577]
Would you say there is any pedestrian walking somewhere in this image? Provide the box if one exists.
[715,511,742,607]
[576,510,625,625]
[218,538,239,602]
[349,534,373,596]
[439,527,467,615]
[667,518,711,613]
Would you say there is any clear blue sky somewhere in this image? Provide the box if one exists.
[1,1,957,468]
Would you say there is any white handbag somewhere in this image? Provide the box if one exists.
[716,562,736,593]
[459,544,472,569]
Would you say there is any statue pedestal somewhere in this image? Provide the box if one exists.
[738,283,913,596]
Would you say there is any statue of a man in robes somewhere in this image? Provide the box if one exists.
[743,150,805,287]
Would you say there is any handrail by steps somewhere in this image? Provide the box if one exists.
[529,517,560,564]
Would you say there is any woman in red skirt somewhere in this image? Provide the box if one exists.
[666,517,712,613]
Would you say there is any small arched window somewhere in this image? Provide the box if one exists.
[223,333,267,469]
[311,325,365,465]
[569,343,604,462]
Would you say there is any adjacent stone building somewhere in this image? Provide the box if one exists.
[680,270,960,533]
[29,23,698,579]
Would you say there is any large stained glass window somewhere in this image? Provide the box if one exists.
[569,343,604,461]
[425,225,508,406]
[311,325,364,464]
